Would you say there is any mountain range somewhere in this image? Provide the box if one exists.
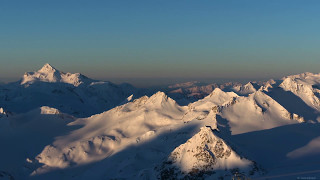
[0,64,320,179]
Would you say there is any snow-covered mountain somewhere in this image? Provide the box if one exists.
[21,63,92,86]
[279,72,320,112]
[0,64,140,117]
[1,66,320,179]
[232,82,257,95]
[158,127,256,179]
[163,81,261,105]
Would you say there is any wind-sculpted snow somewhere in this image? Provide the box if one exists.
[1,67,320,179]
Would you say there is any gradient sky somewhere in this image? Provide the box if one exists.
[0,0,320,85]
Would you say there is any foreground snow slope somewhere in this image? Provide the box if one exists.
[0,90,262,179]
[32,92,238,178]
[0,106,76,179]
[33,92,189,173]
[230,123,320,177]
[26,90,309,179]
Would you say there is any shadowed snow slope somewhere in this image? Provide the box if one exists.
[189,89,300,135]
[287,136,320,159]
[31,92,217,177]
[230,123,320,177]
[219,91,300,134]
[280,72,320,111]
[0,106,78,180]
[1,70,320,179]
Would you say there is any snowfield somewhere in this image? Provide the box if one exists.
[0,64,320,179]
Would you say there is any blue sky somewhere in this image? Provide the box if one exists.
[0,0,319,85]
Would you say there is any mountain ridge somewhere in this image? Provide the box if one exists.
[21,63,93,87]
[0,64,320,179]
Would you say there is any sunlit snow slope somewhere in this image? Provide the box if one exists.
[1,65,320,179]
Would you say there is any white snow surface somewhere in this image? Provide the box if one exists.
[1,67,320,179]
[168,127,252,173]
[219,91,298,134]
[1,64,139,117]
[232,82,256,95]
[21,63,91,86]
[280,72,320,111]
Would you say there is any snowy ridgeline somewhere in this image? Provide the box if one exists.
[0,64,320,179]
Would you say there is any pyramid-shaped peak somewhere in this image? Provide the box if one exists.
[209,88,238,97]
[148,91,167,101]
[212,87,223,93]
[147,91,177,105]
[38,63,58,73]
[165,127,253,174]
[245,82,253,86]
[152,91,166,97]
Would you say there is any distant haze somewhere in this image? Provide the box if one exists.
[0,74,268,88]
[1,1,320,86]
[105,77,270,88]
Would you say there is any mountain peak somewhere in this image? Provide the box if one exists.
[21,64,61,85]
[163,127,253,175]
[38,63,58,73]
[20,64,95,86]
[147,91,168,103]
[151,91,166,98]
[210,87,223,94]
